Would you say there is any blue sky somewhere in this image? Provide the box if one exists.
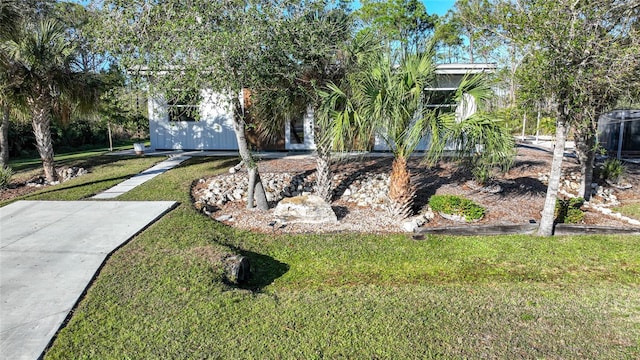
[420,0,456,16]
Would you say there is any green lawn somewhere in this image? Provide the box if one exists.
[1,149,162,206]
[7,140,146,172]
[33,157,640,359]
[614,201,640,220]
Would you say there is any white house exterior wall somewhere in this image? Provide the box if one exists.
[146,63,495,152]
[148,90,239,151]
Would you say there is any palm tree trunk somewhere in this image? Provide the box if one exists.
[31,96,58,183]
[388,155,414,219]
[0,104,9,167]
[315,145,333,202]
[537,113,568,236]
[232,96,268,210]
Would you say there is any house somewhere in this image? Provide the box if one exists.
[598,109,640,158]
[146,63,496,152]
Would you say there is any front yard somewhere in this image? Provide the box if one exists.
[12,156,635,359]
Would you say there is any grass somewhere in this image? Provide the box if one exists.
[614,201,640,220]
[7,140,146,172]
[1,152,162,206]
[24,157,639,359]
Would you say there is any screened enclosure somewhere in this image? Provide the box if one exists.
[598,109,640,158]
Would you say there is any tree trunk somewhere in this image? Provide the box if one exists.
[575,131,596,201]
[388,155,414,219]
[0,104,9,167]
[232,96,268,210]
[31,96,58,183]
[537,113,568,236]
[315,145,333,202]
[247,167,268,210]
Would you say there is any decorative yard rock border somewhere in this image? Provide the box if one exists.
[193,170,391,210]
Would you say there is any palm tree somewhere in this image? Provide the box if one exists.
[321,45,514,219]
[321,48,437,218]
[2,19,99,182]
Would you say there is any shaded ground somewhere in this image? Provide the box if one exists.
[194,145,640,233]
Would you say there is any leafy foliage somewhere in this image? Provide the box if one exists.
[442,111,516,184]
[600,158,626,184]
[429,194,485,222]
[459,0,640,235]
[0,165,12,188]
[357,0,436,55]
[555,197,585,224]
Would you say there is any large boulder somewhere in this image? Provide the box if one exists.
[273,195,338,224]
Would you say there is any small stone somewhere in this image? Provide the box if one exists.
[215,214,233,222]
[402,220,419,232]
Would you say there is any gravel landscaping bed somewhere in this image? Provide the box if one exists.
[192,146,640,234]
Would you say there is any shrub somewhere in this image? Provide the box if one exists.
[600,158,626,183]
[429,194,485,222]
[555,197,585,224]
[0,166,13,188]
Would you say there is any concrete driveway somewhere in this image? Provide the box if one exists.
[0,200,177,360]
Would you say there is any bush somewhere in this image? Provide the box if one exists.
[600,158,626,183]
[0,166,13,188]
[429,194,485,222]
[555,197,585,224]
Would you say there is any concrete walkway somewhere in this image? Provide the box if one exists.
[0,155,191,359]
[92,155,192,199]
[0,201,177,360]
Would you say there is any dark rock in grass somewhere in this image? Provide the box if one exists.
[223,255,250,285]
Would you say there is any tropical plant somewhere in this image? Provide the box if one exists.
[321,44,514,219]
[1,19,100,182]
[249,5,356,202]
[600,158,626,184]
[441,111,515,185]
[321,47,437,218]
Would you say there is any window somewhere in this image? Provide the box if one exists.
[167,90,201,122]
[424,88,457,109]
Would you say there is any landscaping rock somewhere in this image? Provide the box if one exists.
[222,255,250,284]
[273,195,338,224]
